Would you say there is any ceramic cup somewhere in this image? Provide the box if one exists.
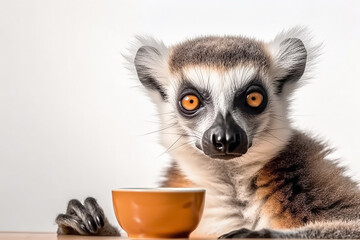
[112,188,205,238]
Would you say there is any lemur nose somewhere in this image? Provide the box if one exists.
[211,131,241,153]
[212,134,225,152]
[203,112,248,159]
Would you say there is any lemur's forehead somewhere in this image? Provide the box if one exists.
[178,66,258,94]
[168,36,271,72]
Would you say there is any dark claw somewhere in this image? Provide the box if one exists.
[96,215,105,227]
[87,218,98,232]
[80,223,88,233]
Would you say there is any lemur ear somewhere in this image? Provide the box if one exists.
[272,38,307,94]
[133,38,170,101]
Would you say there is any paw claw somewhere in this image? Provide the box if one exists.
[96,215,105,227]
[87,218,98,232]
[80,223,88,233]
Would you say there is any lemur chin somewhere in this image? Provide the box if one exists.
[56,27,360,239]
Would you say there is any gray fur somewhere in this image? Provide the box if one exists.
[219,221,360,239]
[273,38,307,93]
[134,46,168,100]
[56,197,120,236]
[257,131,360,224]
[169,36,271,72]
[247,131,360,238]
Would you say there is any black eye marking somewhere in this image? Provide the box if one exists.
[177,81,213,118]
[234,84,268,114]
[177,88,204,117]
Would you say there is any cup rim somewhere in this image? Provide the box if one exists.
[112,187,205,192]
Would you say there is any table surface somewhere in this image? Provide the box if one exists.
[0,232,321,240]
[0,232,222,240]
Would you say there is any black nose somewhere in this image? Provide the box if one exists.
[212,132,241,153]
[203,112,248,158]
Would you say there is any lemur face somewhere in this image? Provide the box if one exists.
[133,30,310,162]
[172,65,272,160]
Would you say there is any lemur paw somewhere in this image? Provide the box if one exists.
[55,197,120,236]
[219,228,285,239]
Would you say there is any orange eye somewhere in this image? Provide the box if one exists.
[181,95,200,111]
[246,92,263,107]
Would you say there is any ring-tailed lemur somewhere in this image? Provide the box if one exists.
[56,27,360,238]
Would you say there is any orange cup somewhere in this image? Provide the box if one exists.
[112,188,205,238]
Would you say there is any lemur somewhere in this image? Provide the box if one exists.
[56,27,360,238]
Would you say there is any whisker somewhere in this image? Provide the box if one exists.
[140,123,178,136]
[157,136,183,158]
[162,132,202,140]
[166,140,197,154]
[143,118,176,125]
[153,111,175,116]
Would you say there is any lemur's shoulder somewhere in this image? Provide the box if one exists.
[255,130,360,229]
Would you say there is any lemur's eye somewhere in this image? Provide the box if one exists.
[246,92,263,108]
[234,84,268,115]
[181,95,200,112]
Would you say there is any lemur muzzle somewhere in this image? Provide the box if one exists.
[202,112,248,158]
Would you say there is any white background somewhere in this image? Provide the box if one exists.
[1,0,360,232]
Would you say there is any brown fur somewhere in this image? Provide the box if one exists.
[161,162,194,188]
[254,131,360,229]
[169,36,271,73]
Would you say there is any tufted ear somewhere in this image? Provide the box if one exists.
[273,38,307,94]
[268,27,319,96]
[133,37,170,101]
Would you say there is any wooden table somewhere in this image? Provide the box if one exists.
[0,233,220,240]
[0,233,119,240]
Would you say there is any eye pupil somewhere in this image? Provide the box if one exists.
[190,100,194,104]
[251,96,256,101]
